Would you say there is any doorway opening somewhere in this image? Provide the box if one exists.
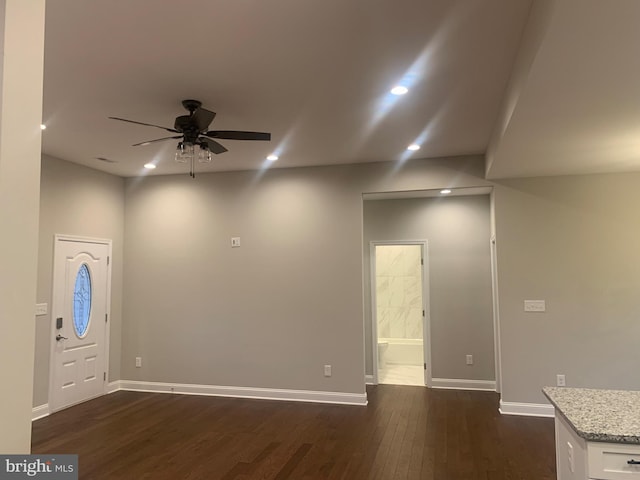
[370,242,430,387]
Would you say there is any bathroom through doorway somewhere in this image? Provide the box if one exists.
[371,242,430,387]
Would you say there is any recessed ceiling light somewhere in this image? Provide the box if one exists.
[440,189,452,195]
[407,144,420,151]
[391,86,408,96]
[267,154,279,161]
[40,124,46,130]
[143,163,156,169]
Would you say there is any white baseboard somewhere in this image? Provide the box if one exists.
[431,378,496,391]
[114,380,368,406]
[34,382,553,418]
[33,383,121,420]
[107,381,121,394]
[499,400,554,417]
[32,404,50,421]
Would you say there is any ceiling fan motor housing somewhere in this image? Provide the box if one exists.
[174,115,201,144]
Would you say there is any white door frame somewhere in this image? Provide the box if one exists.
[490,235,502,394]
[48,234,113,412]
[369,240,431,387]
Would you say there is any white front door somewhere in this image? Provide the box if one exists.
[49,236,111,412]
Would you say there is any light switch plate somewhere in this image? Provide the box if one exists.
[524,300,546,312]
[231,237,241,248]
[35,303,48,316]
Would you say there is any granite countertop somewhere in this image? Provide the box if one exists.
[543,386,640,444]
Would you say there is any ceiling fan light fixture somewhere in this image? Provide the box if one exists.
[198,144,212,163]
[143,163,156,169]
[175,142,194,163]
[407,143,420,151]
[267,154,279,161]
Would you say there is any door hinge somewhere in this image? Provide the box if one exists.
[103,372,106,381]
[422,310,425,317]
[107,256,110,266]
[423,363,427,370]
[421,258,424,265]
[105,313,108,323]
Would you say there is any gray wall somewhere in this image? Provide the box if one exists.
[34,154,124,407]
[121,156,489,394]
[494,173,640,404]
[33,154,640,408]
[363,196,495,380]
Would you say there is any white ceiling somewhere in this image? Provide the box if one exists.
[43,0,640,180]
[487,0,640,179]
[42,0,532,177]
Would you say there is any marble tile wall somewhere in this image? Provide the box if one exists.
[375,245,423,339]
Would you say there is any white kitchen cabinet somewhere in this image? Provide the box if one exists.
[555,413,640,480]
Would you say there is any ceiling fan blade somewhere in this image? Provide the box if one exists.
[191,108,216,132]
[201,137,228,154]
[109,116,179,133]
[205,131,271,141]
[132,135,183,147]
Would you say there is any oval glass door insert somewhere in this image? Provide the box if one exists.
[73,263,92,337]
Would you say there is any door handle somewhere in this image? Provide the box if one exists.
[56,334,68,341]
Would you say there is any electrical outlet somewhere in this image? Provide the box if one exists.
[466,355,473,365]
[135,356,142,368]
[557,374,566,387]
[324,365,332,377]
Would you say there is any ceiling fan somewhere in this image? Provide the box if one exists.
[109,99,271,177]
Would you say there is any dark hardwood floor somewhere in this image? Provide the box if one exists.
[32,386,556,479]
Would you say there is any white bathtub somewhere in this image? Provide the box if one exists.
[378,337,423,366]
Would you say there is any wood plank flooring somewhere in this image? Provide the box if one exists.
[32,386,556,479]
